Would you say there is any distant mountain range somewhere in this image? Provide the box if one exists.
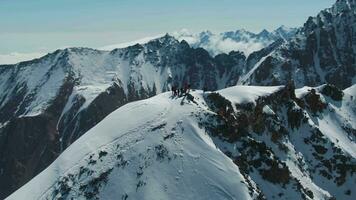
[172,26,297,56]
[0,27,295,65]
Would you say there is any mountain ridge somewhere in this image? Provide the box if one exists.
[0,34,252,198]
[1,0,356,198]
[7,84,356,200]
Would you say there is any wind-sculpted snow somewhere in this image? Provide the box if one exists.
[8,84,356,200]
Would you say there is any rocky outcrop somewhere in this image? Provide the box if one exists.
[200,84,355,199]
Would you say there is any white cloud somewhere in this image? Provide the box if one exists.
[0,52,46,65]
[214,38,266,56]
[172,29,272,56]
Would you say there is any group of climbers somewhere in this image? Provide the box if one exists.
[171,83,191,97]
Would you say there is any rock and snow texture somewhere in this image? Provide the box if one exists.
[172,26,297,57]
[1,1,356,198]
[7,84,356,200]
[0,31,287,198]
[7,91,254,200]
[0,34,250,198]
[242,0,356,89]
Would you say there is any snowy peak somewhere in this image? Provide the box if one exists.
[243,0,356,89]
[302,0,356,34]
[273,26,299,40]
[331,0,356,13]
[148,33,179,47]
[257,29,270,38]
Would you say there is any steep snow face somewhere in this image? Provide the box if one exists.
[0,50,69,118]
[8,84,356,200]
[243,0,356,89]
[7,91,254,200]
[172,27,297,56]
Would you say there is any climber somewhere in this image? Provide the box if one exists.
[186,93,194,101]
[171,85,176,96]
[180,88,185,97]
[172,85,180,97]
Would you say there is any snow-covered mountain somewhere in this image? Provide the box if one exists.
[7,84,356,200]
[1,0,356,198]
[172,26,297,56]
[98,26,296,58]
[0,30,291,198]
[0,35,251,199]
[241,0,356,89]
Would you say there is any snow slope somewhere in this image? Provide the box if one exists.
[8,84,356,200]
[218,85,283,108]
[7,91,253,200]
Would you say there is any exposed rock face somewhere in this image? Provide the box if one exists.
[201,84,355,200]
[0,74,75,197]
[244,0,356,89]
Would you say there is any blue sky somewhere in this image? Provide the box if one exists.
[0,0,335,54]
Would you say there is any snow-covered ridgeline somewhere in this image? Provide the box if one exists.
[8,84,356,200]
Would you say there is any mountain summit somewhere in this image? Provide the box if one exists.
[242,0,356,89]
